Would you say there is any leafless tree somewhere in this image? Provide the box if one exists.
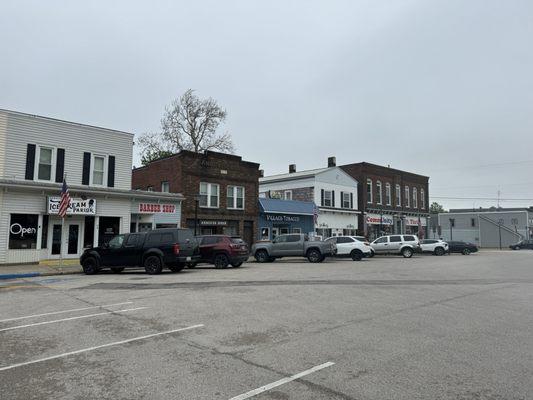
[138,89,235,164]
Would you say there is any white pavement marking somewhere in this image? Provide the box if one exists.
[0,301,134,323]
[0,324,204,372]
[228,361,335,400]
[0,307,148,332]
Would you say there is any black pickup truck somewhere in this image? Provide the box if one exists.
[80,228,200,275]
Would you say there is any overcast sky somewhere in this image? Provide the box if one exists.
[1,0,532,210]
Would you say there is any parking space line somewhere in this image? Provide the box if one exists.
[0,301,134,323]
[0,324,204,372]
[228,361,335,400]
[0,307,148,332]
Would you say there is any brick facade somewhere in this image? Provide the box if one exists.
[340,162,429,236]
[132,150,261,245]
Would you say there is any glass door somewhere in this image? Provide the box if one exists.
[67,224,80,255]
[51,224,62,255]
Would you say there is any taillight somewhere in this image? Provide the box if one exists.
[173,243,180,255]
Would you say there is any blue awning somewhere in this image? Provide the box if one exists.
[259,198,315,215]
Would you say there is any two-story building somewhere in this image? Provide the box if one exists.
[131,150,261,246]
[340,162,429,239]
[259,157,359,238]
[0,109,183,264]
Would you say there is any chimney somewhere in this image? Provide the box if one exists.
[289,164,296,173]
[327,156,336,168]
[259,169,264,178]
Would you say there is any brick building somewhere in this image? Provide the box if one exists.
[132,150,261,246]
[340,162,429,239]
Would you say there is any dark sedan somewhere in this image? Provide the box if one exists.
[448,241,478,255]
[509,239,533,250]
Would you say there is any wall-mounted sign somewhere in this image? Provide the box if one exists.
[138,203,176,214]
[48,197,96,215]
[365,214,393,225]
[405,217,427,226]
[199,220,227,226]
[266,214,300,223]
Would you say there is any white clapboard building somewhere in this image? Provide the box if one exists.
[0,109,183,264]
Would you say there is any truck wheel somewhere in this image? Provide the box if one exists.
[255,250,269,263]
[307,248,322,263]
[144,255,163,274]
[401,247,413,258]
[214,254,229,269]
[434,247,445,256]
[82,257,99,275]
[111,267,124,273]
[350,250,363,261]
[462,248,471,255]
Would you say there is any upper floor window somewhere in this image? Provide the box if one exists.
[421,189,425,209]
[385,183,392,206]
[324,190,333,207]
[161,181,170,192]
[284,190,292,200]
[376,181,383,205]
[396,184,401,207]
[413,187,418,208]
[405,186,410,208]
[37,146,55,181]
[227,186,244,209]
[91,155,106,186]
[342,192,351,208]
[367,179,373,203]
[200,182,219,208]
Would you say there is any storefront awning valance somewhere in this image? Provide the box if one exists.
[259,198,315,215]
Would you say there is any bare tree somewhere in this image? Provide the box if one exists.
[138,89,235,164]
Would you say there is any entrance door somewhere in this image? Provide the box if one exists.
[67,223,81,256]
[51,224,62,255]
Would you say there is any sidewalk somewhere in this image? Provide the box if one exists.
[0,260,83,280]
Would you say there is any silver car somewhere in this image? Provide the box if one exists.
[370,235,421,258]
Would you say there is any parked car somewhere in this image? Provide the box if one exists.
[251,233,336,263]
[420,239,449,256]
[370,235,421,258]
[447,241,478,255]
[80,228,200,275]
[325,236,373,261]
[352,236,375,257]
[509,239,533,250]
[189,235,249,269]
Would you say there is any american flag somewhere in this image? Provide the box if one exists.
[58,179,71,218]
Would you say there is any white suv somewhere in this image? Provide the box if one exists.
[325,236,373,261]
[370,235,421,258]
[420,239,448,256]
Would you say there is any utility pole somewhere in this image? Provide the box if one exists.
[497,190,501,208]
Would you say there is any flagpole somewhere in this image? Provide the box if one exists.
[59,215,64,273]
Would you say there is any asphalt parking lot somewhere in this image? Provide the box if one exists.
[1,251,532,400]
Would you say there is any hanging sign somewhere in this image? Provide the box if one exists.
[48,197,96,215]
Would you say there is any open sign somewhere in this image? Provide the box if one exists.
[10,223,37,237]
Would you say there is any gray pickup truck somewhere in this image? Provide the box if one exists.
[251,233,336,263]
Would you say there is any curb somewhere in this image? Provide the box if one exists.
[0,269,82,280]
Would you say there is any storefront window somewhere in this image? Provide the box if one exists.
[9,214,38,249]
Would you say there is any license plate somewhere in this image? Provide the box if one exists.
[186,256,191,261]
